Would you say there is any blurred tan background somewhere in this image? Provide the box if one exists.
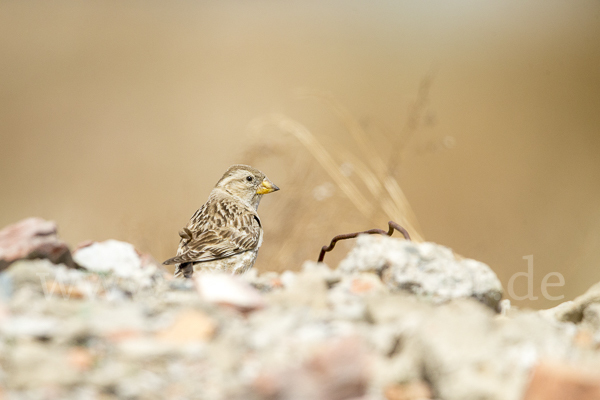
[1,1,599,309]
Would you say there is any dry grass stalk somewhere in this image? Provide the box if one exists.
[248,113,423,242]
[247,115,375,218]
[242,81,434,270]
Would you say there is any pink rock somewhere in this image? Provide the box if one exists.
[0,218,75,271]
[195,273,266,312]
[253,337,370,400]
[384,382,432,400]
[522,361,600,400]
[155,309,217,343]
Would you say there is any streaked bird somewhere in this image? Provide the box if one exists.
[164,164,279,278]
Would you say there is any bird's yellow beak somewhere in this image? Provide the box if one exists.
[256,179,280,195]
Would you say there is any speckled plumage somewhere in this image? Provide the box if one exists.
[163,165,279,278]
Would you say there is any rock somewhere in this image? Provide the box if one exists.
[266,267,329,310]
[522,361,600,400]
[241,269,285,292]
[384,381,433,400]
[87,303,146,336]
[301,261,342,287]
[195,272,266,312]
[73,240,152,279]
[116,338,178,361]
[2,259,57,292]
[407,302,581,400]
[0,218,76,271]
[543,281,600,324]
[252,337,370,400]
[2,221,600,400]
[328,273,386,321]
[339,235,503,310]
[583,303,600,332]
[0,315,60,339]
[156,309,216,343]
[67,347,94,371]
[7,342,81,388]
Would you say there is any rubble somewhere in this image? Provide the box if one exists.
[195,273,266,312]
[0,218,599,399]
[339,234,504,310]
[541,281,600,324]
[522,361,600,400]
[0,217,76,271]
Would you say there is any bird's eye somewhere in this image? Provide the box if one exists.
[246,176,253,182]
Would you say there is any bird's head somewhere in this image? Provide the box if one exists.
[215,164,279,209]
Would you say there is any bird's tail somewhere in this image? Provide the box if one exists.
[174,262,193,279]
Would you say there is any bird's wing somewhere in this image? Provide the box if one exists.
[163,197,261,265]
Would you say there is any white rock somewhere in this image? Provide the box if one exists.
[339,235,503,310]
[0,315,60,338]
[195,272,266,311]
[280,270,297,288]
[73,240,151,283]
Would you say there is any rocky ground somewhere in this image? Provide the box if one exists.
[1,218,600,400]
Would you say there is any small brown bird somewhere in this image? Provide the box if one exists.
[164,165,279,278]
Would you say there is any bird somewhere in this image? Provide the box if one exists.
[163,164,279,278]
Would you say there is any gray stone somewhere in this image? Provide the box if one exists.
[411,302,577,400]
[2,259,57,292]
[7,342,80,388]
[0,315,61,339]
[542,281,600,324]
[583,303,600,331]
[339,235,503,310]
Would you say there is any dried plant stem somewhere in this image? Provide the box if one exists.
[297,89,424,241]
[318,220,411,263]
[296,89,389,180]
[248,113,424,242]
[248,114,375,218]
[342,151,422,241]
[388,73,435,176]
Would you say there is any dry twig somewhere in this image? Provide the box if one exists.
[318,221,410,263]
